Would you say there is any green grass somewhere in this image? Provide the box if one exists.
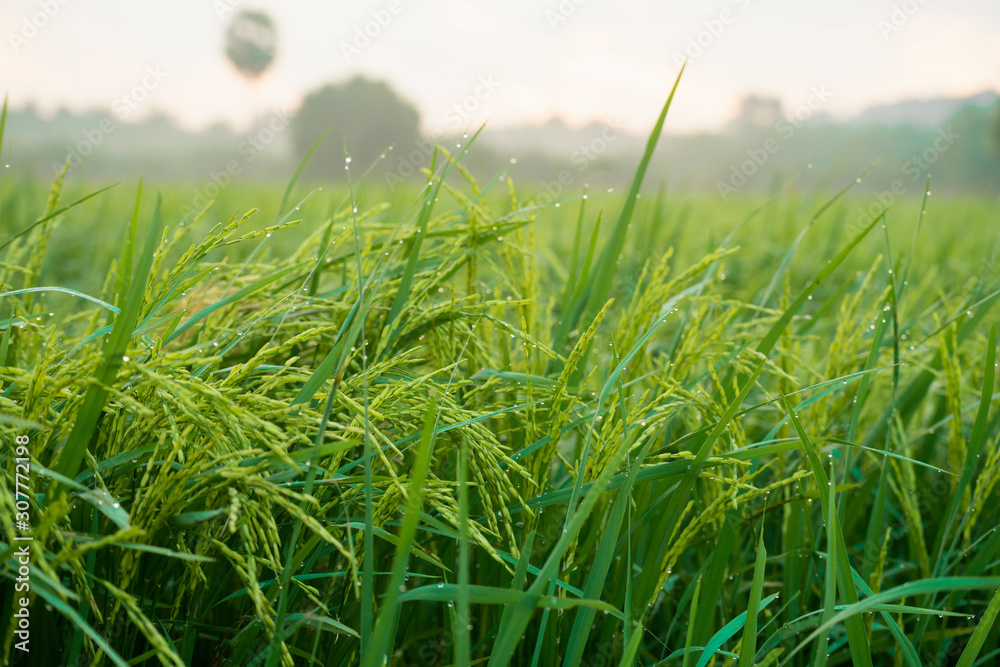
[2,91,1000,666]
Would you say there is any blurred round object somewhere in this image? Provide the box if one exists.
[225,10,277,79]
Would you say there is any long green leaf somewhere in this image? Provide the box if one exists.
[956,586,1000,667]
[364,399,438,667]
[0,182,121,252]
[782,395,873,667]
[50,191,163,488]
[780,577,1000,666]
[555,67,685,357]
[739,530,767,667]
[695,593,780,667]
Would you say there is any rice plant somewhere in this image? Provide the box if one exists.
[1,83,999,667]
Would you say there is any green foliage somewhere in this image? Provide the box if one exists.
[1,92,1000,667]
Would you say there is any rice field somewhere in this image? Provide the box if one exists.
[1,91,1000,667]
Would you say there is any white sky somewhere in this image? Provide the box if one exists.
[2,0,999,135]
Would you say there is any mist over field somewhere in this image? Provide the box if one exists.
[4,1,999,197]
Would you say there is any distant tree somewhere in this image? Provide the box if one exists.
[225,10,277,79]
[292,77,422,178]
[732,95,782,130]
[995,103,1000,159]
[945,103,1000,193]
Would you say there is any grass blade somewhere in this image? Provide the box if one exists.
[780,577,1000,665]
[956,587,1000,667]
[364,399,439,667]
[554,67,685,358]
[455,435,472,667]
[695,593,780,667]
[49,190,163,487]
[738,529,767,667]
[781,394,873,667]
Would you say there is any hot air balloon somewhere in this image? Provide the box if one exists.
[224,10,277,80]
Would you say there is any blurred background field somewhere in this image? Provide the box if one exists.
[4,176,998,303]
[3,1,999,199]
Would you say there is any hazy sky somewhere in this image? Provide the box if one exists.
[3,0,999,135]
